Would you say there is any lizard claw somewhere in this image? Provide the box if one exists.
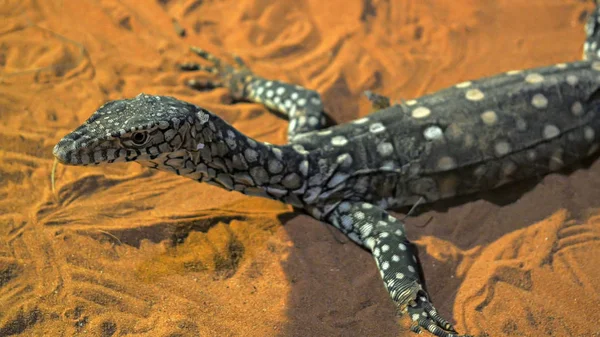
[185,78,223,91]
[232,53,247,67]
[178,62,218,74]
[189,46,222,65]
[405,293,472,337]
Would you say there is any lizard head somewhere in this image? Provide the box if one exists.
[53,93,212,166]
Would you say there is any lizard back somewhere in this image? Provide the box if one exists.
[297,60,600,208]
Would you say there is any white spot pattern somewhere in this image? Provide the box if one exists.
[480,110,498,125]
[571,102,584,116]
[584,126,595,142]
[331,136,348,146]
[377,142,394,156]
[353,117,369,124]
[369,123,385,133]
[437,156,457,171]
[494,141,511,156]
[566,74,578,86]
[411,107,431,119]
[423,126,443,140]
[543,124,560,139]
[531,93,548,109]
[525,73,544,84]
[465,89,485,101]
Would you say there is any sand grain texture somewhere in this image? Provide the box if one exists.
[1,0,600,336]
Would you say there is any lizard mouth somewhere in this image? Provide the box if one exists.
[52,137,98,166]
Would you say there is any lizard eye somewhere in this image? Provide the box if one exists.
[131,131,148,145]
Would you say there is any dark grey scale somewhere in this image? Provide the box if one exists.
[302,61,600,207]
[413,62,595,170]
[244,77,327,138]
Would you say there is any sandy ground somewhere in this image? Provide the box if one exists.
[1,0,600,336]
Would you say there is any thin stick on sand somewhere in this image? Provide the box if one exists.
[51,157,58,195]
[96,229,123,246]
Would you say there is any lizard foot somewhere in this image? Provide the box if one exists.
[404,292,472,337]
[178,46,253,99]
[364,90,391,111]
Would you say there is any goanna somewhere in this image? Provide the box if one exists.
[53,4,600,336]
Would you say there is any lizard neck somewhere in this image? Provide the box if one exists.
[142,115,311,206]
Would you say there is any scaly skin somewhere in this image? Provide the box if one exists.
[53,4,600,336]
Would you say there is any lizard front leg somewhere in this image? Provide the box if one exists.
[326,201,471,337]
[179,47,329,141]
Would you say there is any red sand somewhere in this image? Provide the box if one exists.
[1,1,599,336]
